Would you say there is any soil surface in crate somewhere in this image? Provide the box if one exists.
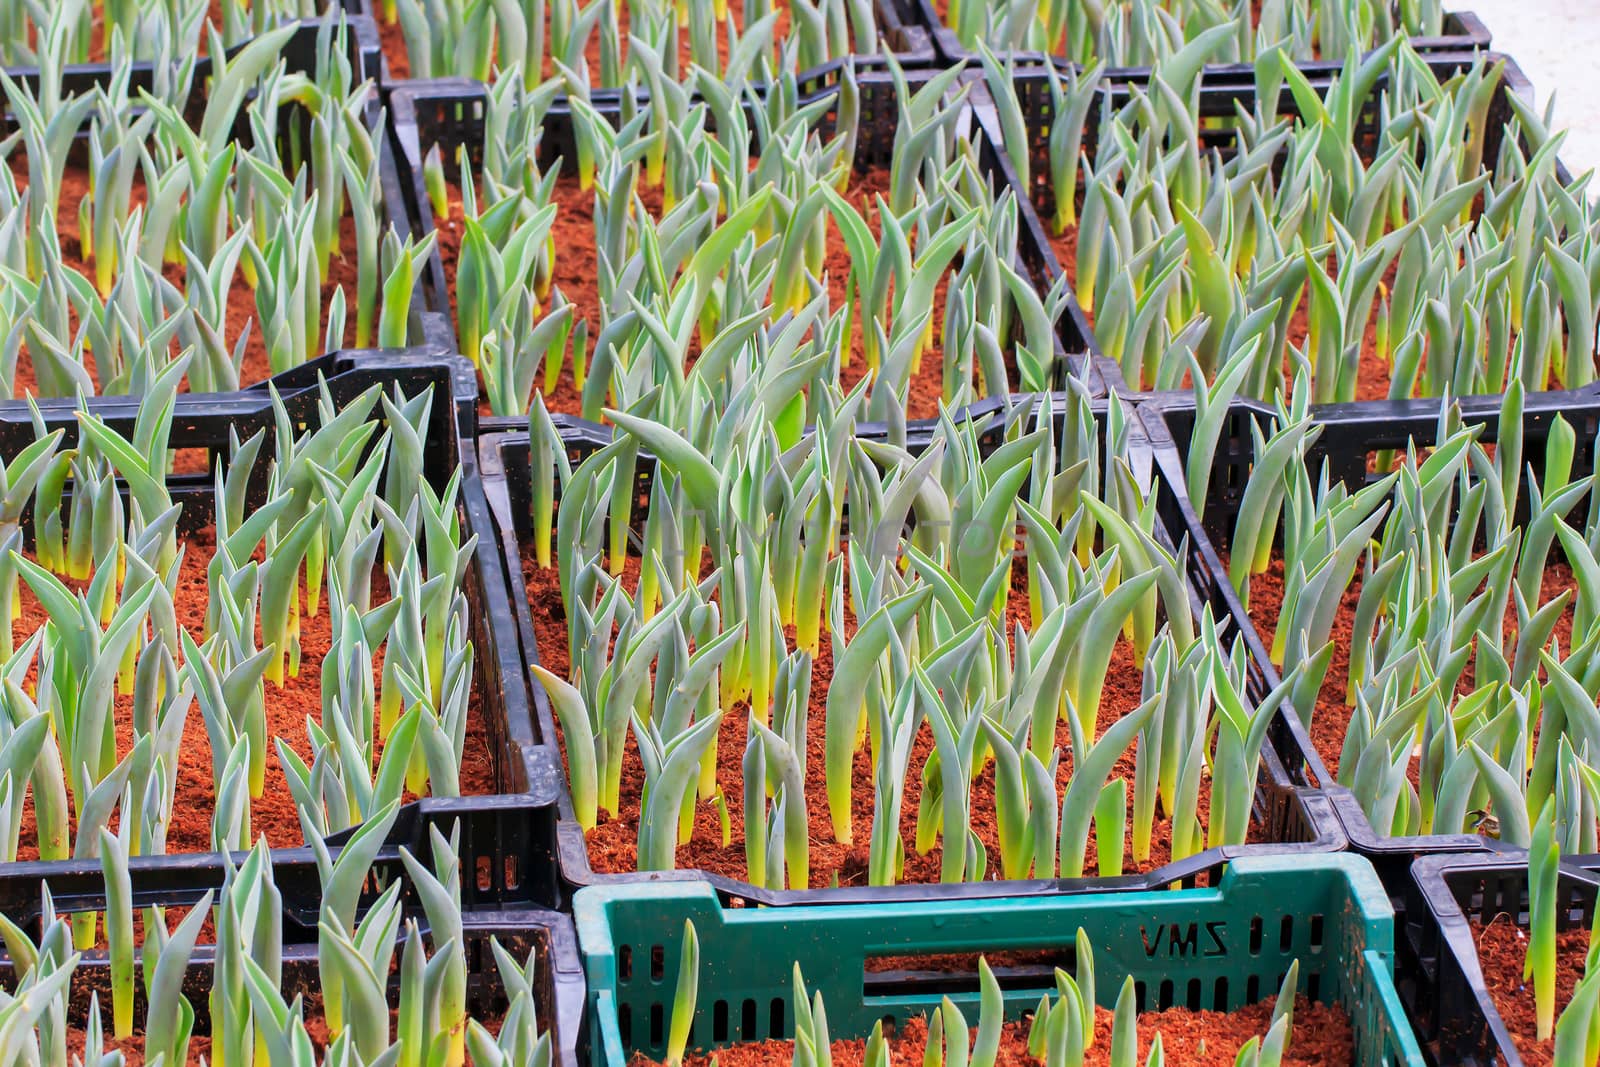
[8,160,365,398]
[64,991,492,1062]
[1238,552,1578,788]
[525,547,1258,888]
[63,989,323,1066]
[57,917,510,1063]
[639,994,1351,1066]
[438,167,972,422]
[378,0,795,82]
[66,978,503,1065]
[67,1030,214,1067]
[1045,221,1077,312]
[12,527,496,860]
[377,10,407,79]
[1472,917,1591,1067]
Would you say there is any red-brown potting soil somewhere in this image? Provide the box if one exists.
[63,990,338,1066]
[1473,917,1592,1067]
[8,160,365,398]
[426,174,662,419]
[60,935,505,1064]
[11,529,496,867]
[65,1031,214,1067]
[377,0,795,84]
[863,948,1072,974]
[638,994,1352,1067]
[1047,220,1078,313]
[424,178,476,415]
[524,546,1248,888]
[377,5,411,79]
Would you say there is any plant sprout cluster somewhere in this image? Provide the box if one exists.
[0,0,349,68]
[658,918,1304,1067]
[0,378,477,902]
[0,16,433,399]
[435,59,1074,424]
[1522,805,1600,1055]
[0,814,553,1067]
[990,41,1599,401]
[527,375,1307,887]
[944,0,1450,65]
[1186,375,1600,849]
[385,0,891,89]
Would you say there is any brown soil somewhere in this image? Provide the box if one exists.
[1473,917,1592,1067]
[863,948,1074,974]
[430,179,465,346]
[65,998,500,1066]
[377,0,794,85]
[422,181,495,423]
[63,992,336,1066]
[378,4,412,80]
[7,160,363,396]
[1047,221,1078,312]
[66,1030,214,1067]
[641,994,1352,1067]
[12,528,496,865]
[524,546,1250,888]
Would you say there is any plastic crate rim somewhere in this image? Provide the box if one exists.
[574,852,1393,935]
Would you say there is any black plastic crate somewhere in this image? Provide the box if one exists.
[998,50,1565,226]
[0,354,563,912]
[1141,387,1600,907]
[0,884,582,1067]
[0,16,455,410]
[916,0,1490,70]
[1,10,381,118]
[975,50,1581,401]
[475,397,1345,909]
[388,65,1113,426]
[578,854,1423,1066]
[1400,851,1600,1067]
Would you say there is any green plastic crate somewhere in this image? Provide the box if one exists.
[574,855,1423,1066]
